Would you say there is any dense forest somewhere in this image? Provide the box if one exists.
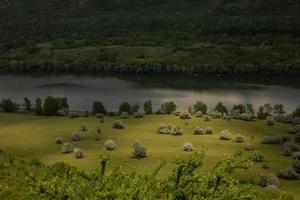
[0,0,299,74]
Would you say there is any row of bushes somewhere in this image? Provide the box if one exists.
[1,97,300,122]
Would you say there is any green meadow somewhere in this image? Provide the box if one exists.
[0,113,299,198]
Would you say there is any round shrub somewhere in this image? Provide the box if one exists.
[266,117,275,126]
[209,111,222,119]
[170,126,183,136]
[61,143,73,153]
[262,135,290,144]
[235,134,245,143]
[71,132,81,141]
[283,142,299,156]
[120,112,129,119]
[293,160,300,173]
[219,130,232,140]
[194,127,203,135]
[57,109,68,116]
[95,113,104,118]
[132,140,147,158]
[134,110,144,118]
[292,117,300,126]
[258,174,279,187]
[80,125,88,132]
[252,151,264,162]
[183,142,193,152]
[277,168,299,180]
[74,148,84,159]
[204,115,211,121]
[104,140,116,150]
[288,125,300,134]
[174,110,181,116]
[112,120,125,129]
[205,127,213,134]
[180,111,191,120]
[55,137,64,144]
[295,133,300,143]
[293,152,300,160]
[195,111,203,117]
[244,143,254,151]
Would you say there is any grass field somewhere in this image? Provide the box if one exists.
[0,113,299,199]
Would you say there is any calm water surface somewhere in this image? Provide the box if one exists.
[0,74,299,112]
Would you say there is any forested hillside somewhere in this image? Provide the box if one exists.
[0,0,299,74]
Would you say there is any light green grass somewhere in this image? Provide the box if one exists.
[0,113,299,199]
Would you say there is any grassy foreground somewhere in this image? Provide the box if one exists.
[0,113,299,198]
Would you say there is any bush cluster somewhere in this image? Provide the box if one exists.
[258,174,279,187]
[157,124,182,135]
[179,111,191,120]
[71,132,82,141]
[112,120,125,129]
[104,140,117,150]
[283,142,299,156]
[183,142,193,152]
[288,125,300,134]
[219,130,232,140]
[274,114,294,123]
[61,143,73,153]
[132,141,147,158]
[209,111,222,119]
[277,168,299,180]
[262,135,290,145]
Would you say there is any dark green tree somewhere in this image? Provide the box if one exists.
[119,102,131,114]
[274,104,285,115]
[293,106,300,117]
[43,96,61,116]
[23,97,31,112]
[232,104,246,113]
[0,99,17,113]
[34,98,43,115]
[92,101,107,115]
[131,103,140,114]
[143,100,152,114]
[161,101,176,114]
[193,101,207,114]
[214,102,228,114]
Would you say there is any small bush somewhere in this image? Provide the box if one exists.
[195,111,203,117]
[132,140,147,158]
[194,127,203,135]
[219,130,232,140]
[258,174,279,187]
[266,117,275,126]
[183,142,193,152]
[120,112,129,119]
[283,142,299,156]
[204,115,211,121]
[262,135,290,144]
[209,111,222,119]
[104,140,116,150]
[171,126,183,136]
[57,109,68,116]
[293,152,300,160]
[252,151,264,162]
[174,110,181,116]
[292,117,300,126]
[235,134,245,143]
[95,113,105,118]
[55,137,64,144]
[74,148,84,159]
[295,133,300,143]
[71,132,81,141]
[180,111,191,120]
[80,125,88,132]
[134,109,144,118]
[288,126,300,134]
[205,127,213,134]
[244,143,254,151]
[61,143,73,153]
[277,168,299,180]
[293,160,300,173]
[112,120,125,129]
